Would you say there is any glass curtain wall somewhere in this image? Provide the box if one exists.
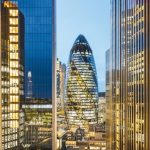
[65,35,99,131]
[18,0,54,149]
[0,0,55,149]
[110,0,149,150]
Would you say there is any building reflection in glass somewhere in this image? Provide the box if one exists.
[17,0,54,149]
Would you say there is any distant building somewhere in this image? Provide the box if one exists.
[75,127,85,141]
[0,1,24,149]
[98,92,106,125]
[65,34,99,131]
[26,71,33,99]
[57,58,66,110]
[64,125,106,150]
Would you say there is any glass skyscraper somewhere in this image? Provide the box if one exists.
[110,0,150,150]
[17,0,55,149]
[65,35,98,131]
[18,0,53,99]
[0,0,55,149]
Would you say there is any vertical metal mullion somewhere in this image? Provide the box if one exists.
[52,0,57,150]
[144,1,150,150]
[0,1,2,149]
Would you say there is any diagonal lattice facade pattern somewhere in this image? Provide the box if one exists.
[65,35,99,130]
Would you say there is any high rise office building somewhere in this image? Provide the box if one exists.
[1,0,56,149]
[16,0,56,149]
[0,1,24,149]
[65,34,99,131]
[110,1,150,150]
[17,0,53,99]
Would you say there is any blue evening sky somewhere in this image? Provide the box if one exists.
[57,0,110,92]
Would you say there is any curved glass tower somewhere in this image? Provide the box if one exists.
[65,34,98,130]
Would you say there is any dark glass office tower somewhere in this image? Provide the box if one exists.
[18,0,53,99]
[110,0,150,150]
[17,0,55,149]
[65,35,98,131]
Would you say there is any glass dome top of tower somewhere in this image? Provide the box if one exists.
[73,34,89,45]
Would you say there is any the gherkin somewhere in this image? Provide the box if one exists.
[65,34,99,130]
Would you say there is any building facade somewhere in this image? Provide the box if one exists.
[17,0,55,149]
[18,0,56,148]
[22,99,52,149]
[98,92,106,125]
[105,49,112,150]
[64,125,106,150]
[65,35,99,131]
[17,0,53,99]
[57,58,66,110]
[110,0,150,150]
[0,1,24,149]
[1,0,56,149]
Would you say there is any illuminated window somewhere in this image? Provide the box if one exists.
[9,18,18,25]
[10,120,18,128]
[10,113,18,119]
[10,44,18,51]
[10,87,19,94]
[10,104,19,111]
[10,27,18,34]
[10,53,19,59]
[10,69,19,76]
[10,96,19,103]
[9,9,18,17]
[10,35,18,42]
[10,78,19,85]
[10,61,19,68]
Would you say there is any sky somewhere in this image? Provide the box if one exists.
[57,0,110,92]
